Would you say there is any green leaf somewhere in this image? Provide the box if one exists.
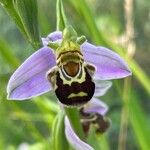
[130,60,150,94]
[0,0,41,49]
[0,0,27,37]
[14,0,41,49]
[129,92,150,150]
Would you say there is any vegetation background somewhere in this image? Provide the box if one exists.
[0,0,149,150]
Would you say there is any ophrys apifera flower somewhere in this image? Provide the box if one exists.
[7,26,131,106]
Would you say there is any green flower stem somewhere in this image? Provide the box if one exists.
[56,0,85,140]
[64,107,85,139]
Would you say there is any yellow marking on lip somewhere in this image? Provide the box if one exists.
[68,92,87,99]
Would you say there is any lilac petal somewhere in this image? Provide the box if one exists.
[83,98,108,116]
[7,47,56,100]
[65,117,94,150]
[41,37,49,46]
[94,80,112,97]
[47,31,62,41]
[42,31,62,46]
[81,42,132,80]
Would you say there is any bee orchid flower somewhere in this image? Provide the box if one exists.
[7,26,131,106]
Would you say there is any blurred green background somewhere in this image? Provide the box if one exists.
[0,0,150,150]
